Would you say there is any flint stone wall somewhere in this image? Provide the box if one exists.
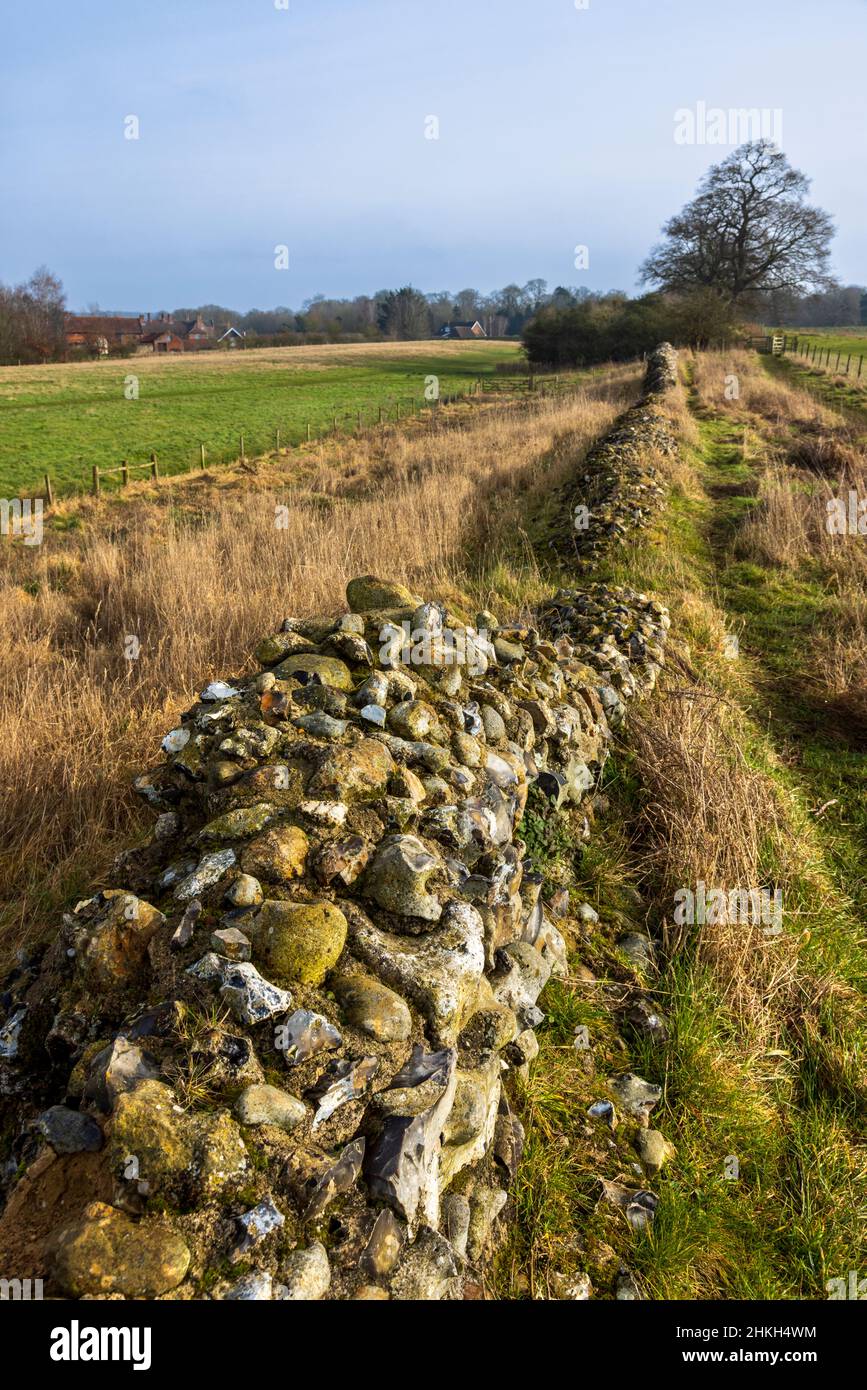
[571,340,679,564]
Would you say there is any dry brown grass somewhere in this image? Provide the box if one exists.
[690,350,867,732]
[694,349,866,477]
[629,653,798,1036]
[0,367,641,970]
[690,348,846,438]
[809,582,867,732]
[735,460,867,573]
[627,629,861,1083]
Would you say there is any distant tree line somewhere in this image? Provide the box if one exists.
[169,279,585,345]
[0,274,603,362]
[755,284,866,328]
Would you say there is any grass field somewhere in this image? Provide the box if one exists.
[777,327,867,357]
[771,348,867,420]
[0,338,521,497]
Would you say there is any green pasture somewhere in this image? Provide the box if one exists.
[0,339,521,497]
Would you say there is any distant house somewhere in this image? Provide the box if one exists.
[66,314,146,353]
[439,320,487,340]
[182,315,214,348]
[141,313,215,353]
[142,329,184,353]
[218,326,245,347]
[65,310,220,355]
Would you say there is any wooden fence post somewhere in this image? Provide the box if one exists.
[275,428,281,451]
[121,460,129,488]
[306,421,311,442]
[239,434,245,461]
[151,452,159,480]
[44,473,53,507]
[200,443,206,468]
[92,465,100,497]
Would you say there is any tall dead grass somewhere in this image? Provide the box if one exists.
[735,460,867,574]
[629,654,798,1036]
[691,349,846,437]
[692,350,867,731]
[0,369,640,968]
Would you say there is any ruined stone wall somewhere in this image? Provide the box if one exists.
[570,341,679,564]
[0,346,678,1301]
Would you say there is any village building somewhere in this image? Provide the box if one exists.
[438,320,487,340]
[65,311,217,355]
[140,313,216,353]
[65,314,146,354]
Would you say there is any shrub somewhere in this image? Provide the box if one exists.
[523,291,736,367]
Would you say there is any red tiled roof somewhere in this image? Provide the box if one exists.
[66,314,142,336]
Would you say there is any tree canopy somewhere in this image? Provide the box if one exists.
[640,140,835,306]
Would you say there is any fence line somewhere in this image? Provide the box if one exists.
[36,367,583,504]
[761,333,866,380]
[91,453,159,497]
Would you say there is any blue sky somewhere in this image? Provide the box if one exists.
[2,0,864,310]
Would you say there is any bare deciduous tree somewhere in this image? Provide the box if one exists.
[0,266,66,363]
[640,141,835,306]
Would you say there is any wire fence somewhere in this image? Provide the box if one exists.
[749,332,867,380]
[785,337,866,379]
